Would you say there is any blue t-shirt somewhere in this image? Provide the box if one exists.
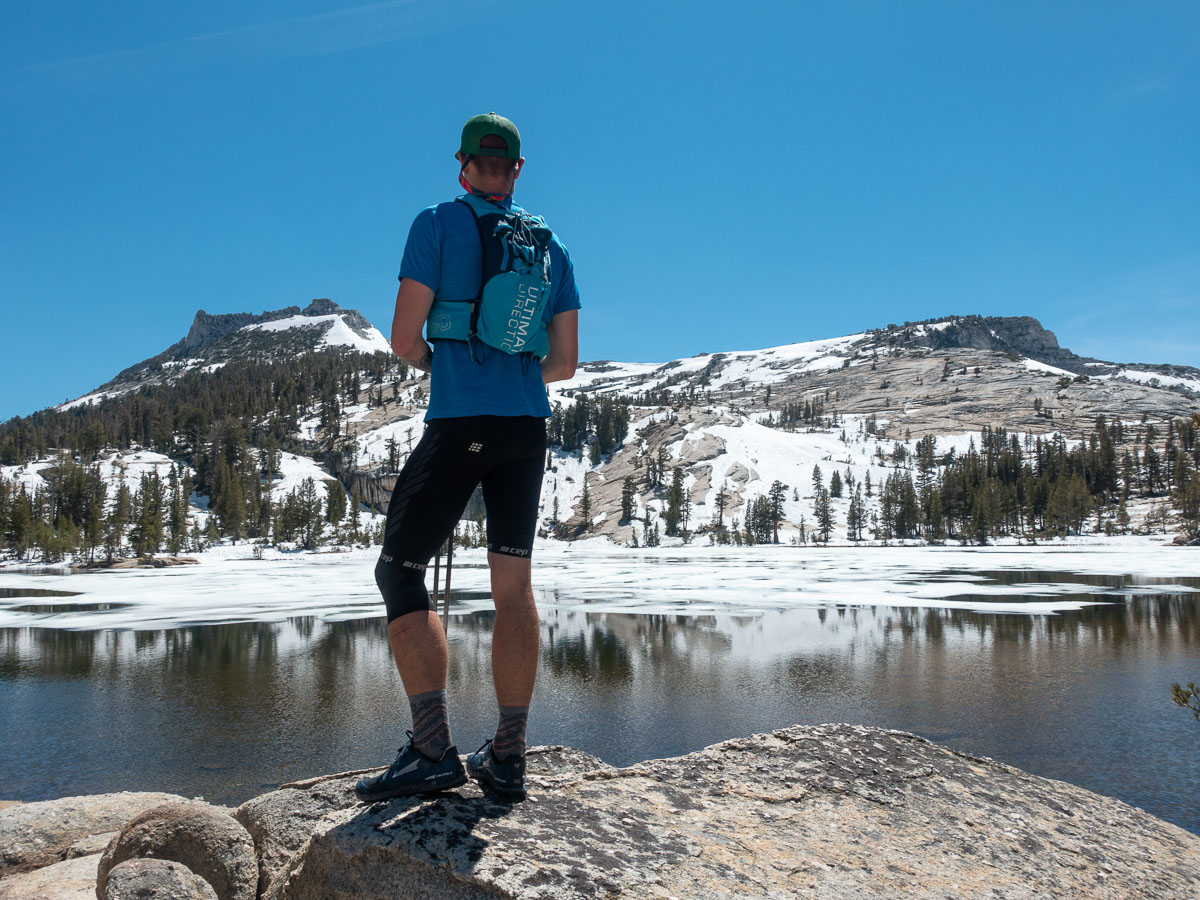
[399,195,581,420]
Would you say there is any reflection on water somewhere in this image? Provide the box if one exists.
[0,588,80,599]
[12,603,131,614]
[1,585,1198,835]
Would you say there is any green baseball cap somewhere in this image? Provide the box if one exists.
[458,112,521,160]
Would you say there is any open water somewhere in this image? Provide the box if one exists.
[1,565,1198,835]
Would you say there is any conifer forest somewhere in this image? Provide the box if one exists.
[2,343,1199,564]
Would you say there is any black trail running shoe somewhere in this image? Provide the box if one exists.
[354,733,467,803]
[466,739,527,798]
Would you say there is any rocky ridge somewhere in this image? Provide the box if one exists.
[68,299,389,405]
[180,299,377,355]
[3,726,1199,899]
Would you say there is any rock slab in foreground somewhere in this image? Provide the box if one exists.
[0,852,101,900]
[0,791,187,877]
[263,724,1200,900]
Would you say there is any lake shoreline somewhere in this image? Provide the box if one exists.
[3,544,1198,834]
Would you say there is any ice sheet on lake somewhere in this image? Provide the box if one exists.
[0,540,1197,632]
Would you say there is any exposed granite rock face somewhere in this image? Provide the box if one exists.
[181,300,369,355]
[0,791,186,877]
[895,316,1072,364]
[103,858,218,900]
[256,726,1200,899]
[183,311,269,353]
[96,802,257,900]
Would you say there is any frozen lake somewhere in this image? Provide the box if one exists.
[2,541,1198,834]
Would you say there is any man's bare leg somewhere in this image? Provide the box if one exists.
[354,605,462,800]
[488,552,539,707]
[387,609,449,695]
[384,609,453,760]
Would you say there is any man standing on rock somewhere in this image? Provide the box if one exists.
[356,113,580,802]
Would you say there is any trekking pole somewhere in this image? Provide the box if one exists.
[432,542,441,606]
[441,526,455,631]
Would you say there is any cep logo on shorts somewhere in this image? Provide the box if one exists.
[401,560,427,572]
[492,545,530,557]
[468,442,483,453]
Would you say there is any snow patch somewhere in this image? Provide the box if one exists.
[1116,368,1200,394]
[1023,359,1074,377]
[243,314,392,355]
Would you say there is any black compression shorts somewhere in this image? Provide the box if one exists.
[376,415,546,621]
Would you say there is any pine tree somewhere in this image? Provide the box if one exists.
[1178,472,1200,540]
[642,510,659,547]
[927,489,944,541]
[579,477,591,531]
[1116,498,1131,534]
[664,467,685,536]
[768,480,787,544]
[167,469,187,554]
[82,467,107,562]
[297,478,323,549]
[830,470,843,498]
[350,485,363,542]
[814,486,833,542]
[7,486,34,559]
[847,485,864,541]
[129,472,166,557]
[620,475,635,523]
[105,483,132,560]
[325,479,346,529]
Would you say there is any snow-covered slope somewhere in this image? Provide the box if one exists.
[558,318,1200,403]
[243,313,391,355]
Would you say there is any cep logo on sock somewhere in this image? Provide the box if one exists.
[468,442,483,452]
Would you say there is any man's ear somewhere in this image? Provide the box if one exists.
[513,157,526,180]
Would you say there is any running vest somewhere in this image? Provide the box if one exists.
[426,194,554,362]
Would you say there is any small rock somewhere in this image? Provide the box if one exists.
[97,801,256,900]
[103,858,218,900]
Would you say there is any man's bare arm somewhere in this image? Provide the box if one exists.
[390,279,436,372]
[541,309,579,384]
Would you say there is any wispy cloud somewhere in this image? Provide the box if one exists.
[1115,76,1174,99]
[21,1,492,78]
[1060,254,1200,366]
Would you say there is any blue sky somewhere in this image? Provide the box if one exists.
[3,1,1198,420]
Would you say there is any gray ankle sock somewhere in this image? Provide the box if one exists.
[492,705,529,761]
[409,689,451,760]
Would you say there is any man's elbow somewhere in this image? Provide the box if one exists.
[562,359,577,380]
[552,353,577,381]
[390,331,420,360]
